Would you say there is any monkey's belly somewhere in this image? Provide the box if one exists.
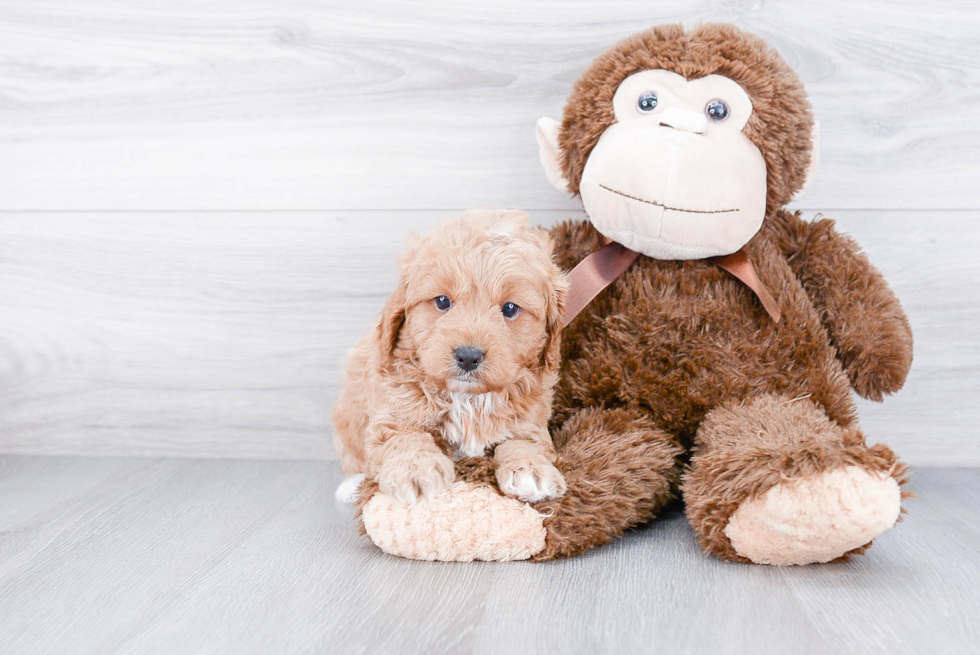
[556,265,855,438]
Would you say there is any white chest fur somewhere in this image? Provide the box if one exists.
[441,391,508,458]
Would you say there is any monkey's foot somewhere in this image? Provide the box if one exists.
[362,481,546,562]
[724,465,902,565]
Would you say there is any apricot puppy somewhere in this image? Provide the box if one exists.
[333,210,569,506]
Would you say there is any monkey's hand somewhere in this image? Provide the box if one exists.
[770,211,913,401]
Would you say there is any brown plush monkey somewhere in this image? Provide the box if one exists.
[356,23,913,565]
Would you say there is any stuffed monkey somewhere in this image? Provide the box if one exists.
[356,23,912,565]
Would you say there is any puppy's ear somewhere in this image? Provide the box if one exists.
[377,279,408,367]
[541,253,569,372]
[377,233,421,367]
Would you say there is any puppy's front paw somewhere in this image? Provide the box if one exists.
[497,460,567,503]
[378,449,455,505]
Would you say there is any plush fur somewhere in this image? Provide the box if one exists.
[333,210,569,505]
[536,23,912,561]
[354,23,913,564]
[542,206,912,560]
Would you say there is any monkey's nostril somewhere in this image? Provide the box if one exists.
[454,347,485,373]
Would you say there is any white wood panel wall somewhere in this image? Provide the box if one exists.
[1,0,978,464]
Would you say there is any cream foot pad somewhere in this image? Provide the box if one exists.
[725,465,902,565]
[361,481,547,562]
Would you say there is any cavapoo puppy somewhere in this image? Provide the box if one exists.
[333,210,569,506]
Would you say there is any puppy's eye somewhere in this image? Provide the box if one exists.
[501,302,520,319]
[434,296,452,311]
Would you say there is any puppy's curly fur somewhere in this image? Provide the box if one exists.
[333,210,569,505]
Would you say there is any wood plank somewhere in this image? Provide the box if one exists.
[0,0,977,211]
[0,456,143,565]
[0,209,976,463]
[0,457,976,654]
[0,457,333,654]
[0,210,450,460]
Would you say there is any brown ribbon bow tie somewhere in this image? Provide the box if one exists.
[562,238,782,327]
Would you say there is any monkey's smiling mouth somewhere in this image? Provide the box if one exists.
[599,184,739,215]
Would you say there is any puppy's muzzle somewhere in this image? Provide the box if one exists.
[454,346,485,373]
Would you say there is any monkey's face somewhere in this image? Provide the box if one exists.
[540,70,772,260]
[578,71,767,259]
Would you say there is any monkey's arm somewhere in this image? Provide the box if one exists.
[768,210,913,401]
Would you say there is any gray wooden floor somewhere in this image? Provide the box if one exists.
[1,457,977,655]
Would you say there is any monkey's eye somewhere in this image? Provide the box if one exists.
[637,92,658,113]
[705,99,730,122]
[434,296,452,311]
[501,302,520,319]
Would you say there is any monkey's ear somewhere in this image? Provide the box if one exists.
[791,121,820,202]
[536,117,570,193]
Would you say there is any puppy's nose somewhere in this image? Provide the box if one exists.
[454,346,485,373]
